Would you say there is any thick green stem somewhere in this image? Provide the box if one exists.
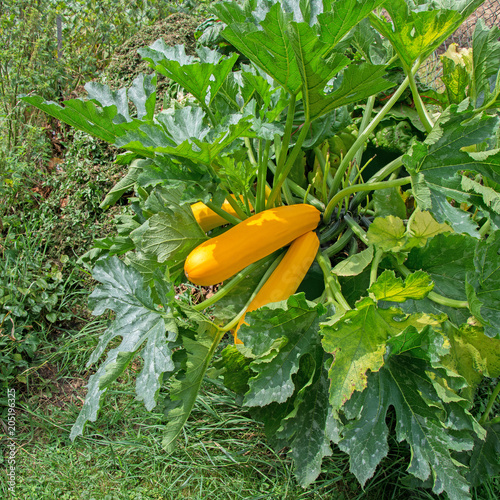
[479,379,500,425]
[268,161,324,210]
[192,255,277,312]
[324,177,411,223]
[349,156,403,211]
[267,121,311,209]
[407,60,434,133]
[223,193,249,219]
[328,69,413,201]
[479,218,491,238]
[353,95,376,171]
[344,214,370,245]
[324,228,354,257]
[244,137,258,166]
[314,146,334,192]
[370,248,384,286]
[275,93,297,174]
[205,200,242,225]
[256,140,271,213]
[219,252,285,332]
[316,250,351,311]
[395,261,469,308]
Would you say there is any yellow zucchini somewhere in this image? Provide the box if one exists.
[184,204,321,286]
[191,198,244,232]
[234,230,320,344]
[191,187,271,232]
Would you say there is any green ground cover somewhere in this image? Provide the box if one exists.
[1,1,499,499]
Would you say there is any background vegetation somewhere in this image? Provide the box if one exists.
[1,1,499,499]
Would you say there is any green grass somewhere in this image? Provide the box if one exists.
[2,316,498,500]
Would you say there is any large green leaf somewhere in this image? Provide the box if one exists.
[238,294,324,407]
[405,232,475,302]
[403,103,500,234]
[288,19,393,121]
[319,0,387,49]
[287,21,349,121]
[162,309,224,452]
[274,367,336,487]
[117,109,252,165]
[442,323,500,389]
[340,349,480,499]
[214,2,302,94]
[471,19,500,108]
[466,421,500,487]
[70,258,177,440]
[139,43,238,107]
[130,189,207,266]
[321,297,446,410]
[466,231,500,338]
[22,77,149,145]
[369,0,482,69]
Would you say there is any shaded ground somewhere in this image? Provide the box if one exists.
[103,12,202,93]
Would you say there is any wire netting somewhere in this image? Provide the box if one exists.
[418,0,500,90]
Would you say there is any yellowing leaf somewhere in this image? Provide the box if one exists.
[367,215,406,252]
[369,269,434,302]
[405,210,453,249]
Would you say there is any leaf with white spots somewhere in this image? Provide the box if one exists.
[340,337,482,500]
[70,257,177,440]
[238,294,324,407]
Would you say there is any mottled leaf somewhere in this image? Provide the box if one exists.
[321,297,445,410]
[239,294,324,407]
[466,231,500,338]
[70,257,177,440]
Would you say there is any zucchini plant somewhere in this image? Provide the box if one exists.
[23,0,500,497]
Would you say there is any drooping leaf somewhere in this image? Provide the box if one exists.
[332,245,374,276]
[369,269,434,302]
[162,309,224,452]
[321,297,446,410]
[22,86,145,145]
[70,257,177,440]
